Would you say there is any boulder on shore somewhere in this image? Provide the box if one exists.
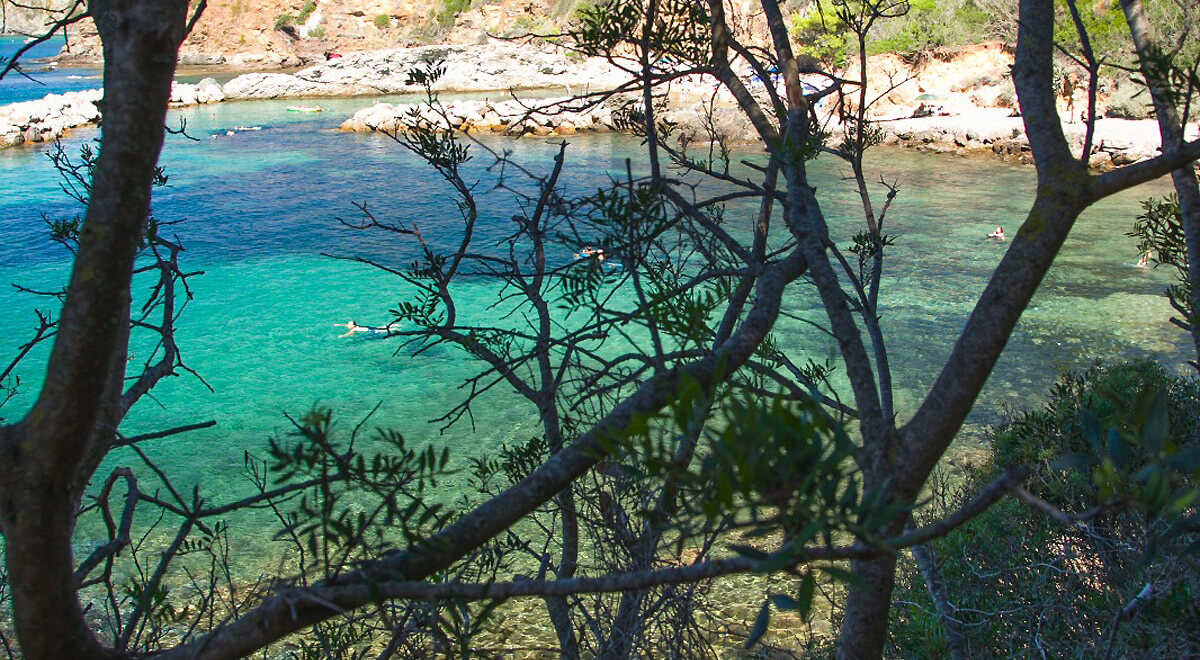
[0,89,103,149]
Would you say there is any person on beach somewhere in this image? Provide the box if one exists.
[988,226,1006,242]
[1136,250,1153,267]
[1061,71,1078,123]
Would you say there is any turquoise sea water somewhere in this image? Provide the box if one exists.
[0,48,1190,567]
[0,35,103,103]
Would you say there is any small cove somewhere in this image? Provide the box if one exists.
[0,52,1191,643]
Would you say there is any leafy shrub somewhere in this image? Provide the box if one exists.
[1052,0,1130,60]
[788,0,995,61]
[297,1,318,24]
[867,0,992,54]
[788,4,850,68]
[277,2,317,33]
[890,361,1200,658]
[437,0,471,27]
[1129,195,1196,346]
[374,13,391,28]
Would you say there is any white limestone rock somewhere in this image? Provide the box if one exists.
[227,43,629,101]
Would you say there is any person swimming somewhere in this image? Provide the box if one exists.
[1136,250,1153,267]
[335,320,384,338]
[987,225,1006,242]
[579,246,608,262]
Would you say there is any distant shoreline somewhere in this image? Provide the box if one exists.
[3,41,1197,171]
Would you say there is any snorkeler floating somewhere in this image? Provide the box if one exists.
[335,320,387,338]
[1136,250,1154,267]
[579,246,608,262]
[987,226,1006,242]
[575,245,626,271]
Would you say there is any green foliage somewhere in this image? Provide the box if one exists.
[891,362,1200,657]
[788,3,850,67]
[510,14,552,35]
[265,409,456,572]
[275,1,317,32]
[622,389,906,551]
[992,361,1200,510]
[469,436,549,493]
[1053,0,1200,88]
[785,0,1000,60]
[297,1,317,23]
[437,0,470,27]
[373,12,391,28]
[693,398,859,534]
[1129,195,1196,354]
[1053,0,1129,59]
[575,0,710,65]
[865,0,992,55]
[306,25,325,38]
[847,228,895,290]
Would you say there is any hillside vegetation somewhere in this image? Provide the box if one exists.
[4,0,1196,76]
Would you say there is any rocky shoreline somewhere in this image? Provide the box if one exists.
[872,109,1198,171]
[221,43,627,99]
[0,79,225,147]
[338,91,1197,173]
[4,41,1197,172]
[340,96,631,137]
[2,43,623,147]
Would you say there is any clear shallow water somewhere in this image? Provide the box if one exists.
[0,70,1189,567]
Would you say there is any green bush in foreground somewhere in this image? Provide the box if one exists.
[891,361,1200,657]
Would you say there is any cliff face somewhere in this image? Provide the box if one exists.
[175,0,582,66]
[4,0,773,70]
[7,0,582,68]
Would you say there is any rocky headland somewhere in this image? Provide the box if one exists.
[220,43,628,99]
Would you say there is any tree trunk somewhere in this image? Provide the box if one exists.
[0,2,190,657]
[837,517,901,660]
[1119,0,1200,370]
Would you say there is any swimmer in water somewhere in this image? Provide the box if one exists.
[1136,250,1153,267]
[987,225,1006,242]
[335,320,382,338]
[580,246,608,262]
